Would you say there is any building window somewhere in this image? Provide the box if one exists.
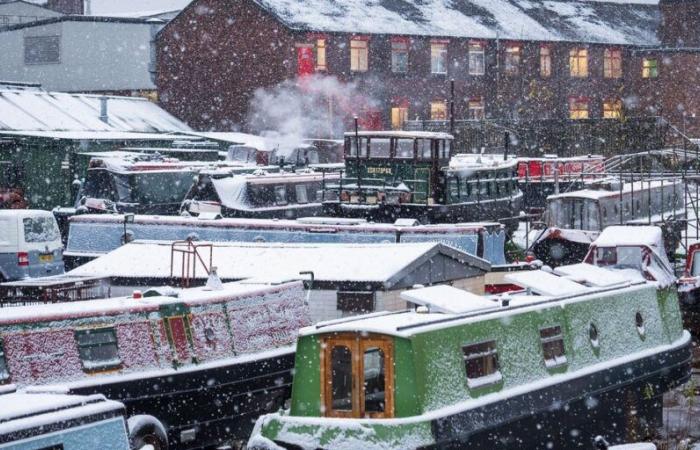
[75,327,121,371]
[430,41,448,74]
[540,45,552,78]
[603,98,623,119]
[462,340,501,388]
[569,97,589,119]
[642,58,658,78]
[0,340,9,382]
[468,41,485,75]
[350,38,368,72]
[24,35,60,65]
[391,105,409,129]
[430,101,447,121]
[504,44,521,75]
[337,291,375,313]
[315,38,327,71]
[569,48,588,77]
[603,48,622,78]
[468,97,485,120]
[391,38,409,73]
[540,325,567,368]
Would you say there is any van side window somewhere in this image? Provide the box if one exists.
[462,340,501,388]
[23,217,60,243]
[540,325,567,368]
[75,327,121,372]
[0,340,9,382]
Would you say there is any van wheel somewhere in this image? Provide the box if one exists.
[128,415,168,450]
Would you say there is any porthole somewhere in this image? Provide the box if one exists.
[635,312,645,337]
[589,323,599,348]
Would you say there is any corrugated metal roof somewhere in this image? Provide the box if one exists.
[0,88,191,134]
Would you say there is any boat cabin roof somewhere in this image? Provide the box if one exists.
[592,225,664,249]
[0,389,118,424]
[448,154,519,171]
[343,130,453,140]
[547,179,681,202]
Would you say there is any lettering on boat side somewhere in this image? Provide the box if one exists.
[367,167,392,175]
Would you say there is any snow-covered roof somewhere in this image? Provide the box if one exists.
[188,131,273,151]
[553,263,630,287]
[505,269,590,296]
[449,154,519,171]
[547,179,681,201]
[593,225,664,249]
[251,0,660,46]
[0,88,191,135]
[401,285,498,314]
[344,131,453,140]
[68,240,489,286]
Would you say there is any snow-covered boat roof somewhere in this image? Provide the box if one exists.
[547,179,682,201]
[553,263,631,288]
[343,130,453,140]
[187,131,273,151]
[517,154,605,162]
[250,0,660,46]
[401,285,498,314]
[592,225,664,249]
[67,240,490,286]
[449,154,519,171]
[505,270,590,296]
[0,280,300,326]
[0,88,191,135]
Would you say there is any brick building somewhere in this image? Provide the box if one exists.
[157,0,676,135]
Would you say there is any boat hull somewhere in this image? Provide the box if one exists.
[250,334,692,450]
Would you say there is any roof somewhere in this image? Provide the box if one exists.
[250,0,660,46]
[344,131,453,140]
[0,14,159,32]
[0,88,191,135]
[401,284,499,314]
[593,225,664,248]
[187,131,273,151]
[547,179,681,201]
[68,240,490,286]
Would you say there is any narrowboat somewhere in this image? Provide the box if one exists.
[517,154,605,209]
[321,131,523,232]
[530,179,685,267]
[249,265,692,449]
[63,214,507,267]
[677,239,700,338]
[0,386,130,450]
[180,169,340,219]
[0,279,311,450]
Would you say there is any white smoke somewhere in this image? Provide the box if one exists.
[246,74,378,157]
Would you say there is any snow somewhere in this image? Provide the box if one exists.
[345,130,453,140]
[68,240,486,285]
[554,263,631,287]
[253,0,660,45]
[505,270,591,296]
[188,131,273,151]
[547,179,682,201]
[449,154,519,171]
[211,176,250,209]
[401,285,499,314]
[466,371,503,389]
[0,392,110,422]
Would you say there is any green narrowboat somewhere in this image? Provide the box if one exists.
[321,131,523,232]
[249,265,692,449]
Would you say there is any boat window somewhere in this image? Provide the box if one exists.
[396,139,414,158]
[295,185,309,204]
[448,177,460,203]
[547,199,600,231]
[330,345,353,411]
[616,246,642,268]
[23,216,60,243]
[349,137,369,157]
[636,200,641,214]
[462,340,500,383]
[363,347,386,413]
[128,171,195,205]
[540,326,567,368]
[692,251,700,276]
[636,312,645,337]
[369,139,391,158]
[0,340,9,382]
[595,247,617,266]
[75,327,121,371]
[589,323,599,348]
[417,139,431,159]
[274,185,288,206]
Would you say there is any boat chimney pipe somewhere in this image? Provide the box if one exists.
[99,96,109,124]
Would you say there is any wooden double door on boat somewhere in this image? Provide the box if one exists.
[321,334,395,419]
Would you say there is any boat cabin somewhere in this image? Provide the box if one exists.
[250,265,691,449]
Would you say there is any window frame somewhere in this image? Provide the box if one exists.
[390,105,409,130]
[569,47,588,78]
[75,327,121,372]
[603,48,622,79]
[568,96,589,120]
[350,37,369,72]
[390,37,409,74]
[603,98,623,119]
[468,41,485,76]
[468,97,485,120]
[539,325,567,369]
[430,40,448,75]
[315,38,327,71]
[295,184,309,204]
[540,45,552,78]
[642,57,658,79]
[274,185,288,206]
[0,339,9,383]
[462,339,502,389]
[504,44,521,75]
[430,100,448,121]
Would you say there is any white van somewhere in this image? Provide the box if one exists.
[0,210,64,281]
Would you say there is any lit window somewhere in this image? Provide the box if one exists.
[603,99,623,119]
[391,106,408,129]
[540,326,567,368]
[0,340,9,382]
[462,340,501,388]
[642,58,658,78]
[540,45,551,78]
[391,38,409,73]
[315,38,327,71]
[468,97,485,120]
[569,97,589,119]
[431,41,448,74]
[504,45,521,74]
[430,101,447,121]
[569,48,588,77]
[468,41,485,75]
[603,48,622,78]
[350,38,368,72]
[75,327,121,371]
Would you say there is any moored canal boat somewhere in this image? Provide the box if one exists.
[0,280,310,450]
[248,266,691,449]
[322,131,522,232]
[530,179,685,267]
